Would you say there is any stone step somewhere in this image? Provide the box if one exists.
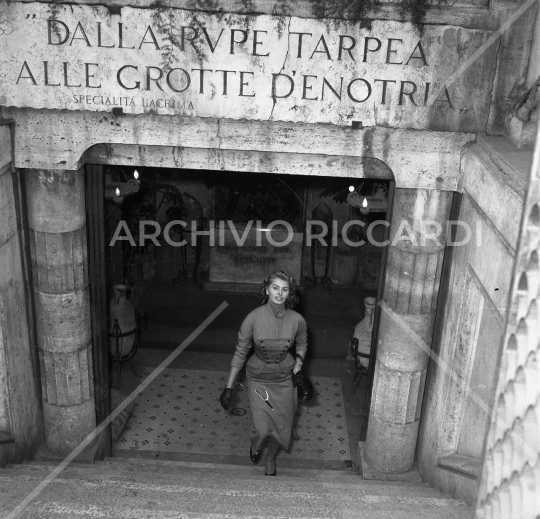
[102,456,425,484]
[1,504,471,519]
[0,468,445,501]
[0,475,467,509]
[0,471,470,519]
[24,457,359,479]
[7,459,439,493]
[2,461,453,500]
[106,456,359,479]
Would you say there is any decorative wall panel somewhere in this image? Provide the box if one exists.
[475,127,540,518]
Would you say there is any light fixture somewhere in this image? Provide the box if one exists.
[348,185,355,192]
[104,169,141,205]
[359,197,370,215]
[346,182,388,214]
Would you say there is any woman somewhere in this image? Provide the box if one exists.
[220,271,308,476]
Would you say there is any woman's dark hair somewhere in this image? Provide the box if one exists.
[260,271,299,309]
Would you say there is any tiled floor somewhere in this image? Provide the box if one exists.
[114,278,371,470]
[117,367,351,461]
[115,350,367,470]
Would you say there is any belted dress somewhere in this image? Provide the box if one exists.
[231,300,308,451]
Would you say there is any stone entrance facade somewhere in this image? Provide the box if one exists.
[1,0,539,511]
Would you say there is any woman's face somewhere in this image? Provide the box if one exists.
[266,277,290,305]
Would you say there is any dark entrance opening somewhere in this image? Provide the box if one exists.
[85,162,393,470]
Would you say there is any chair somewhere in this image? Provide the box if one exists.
[351,338,370,393]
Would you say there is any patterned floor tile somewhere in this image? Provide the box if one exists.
[117,368,350,460]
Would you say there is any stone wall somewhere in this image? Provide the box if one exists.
[0,0,537,478]
[5,0,526,33]
[416,134,531,503]
[475,124,540,519]
[0,122,44,467]
[0,0,533,137]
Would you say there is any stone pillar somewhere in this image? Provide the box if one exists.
[365,188,453,473]
[25,168,96,455]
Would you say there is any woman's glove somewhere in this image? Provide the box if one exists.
[292,371,304,387]
[293,370,314,402]
[220,388,233,410]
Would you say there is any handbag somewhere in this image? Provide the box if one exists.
[292,370,314,402]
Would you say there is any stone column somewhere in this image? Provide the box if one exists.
[25,168,96,455]
[365,188,453,473]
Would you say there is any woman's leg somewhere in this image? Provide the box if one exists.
[264,439,280,474]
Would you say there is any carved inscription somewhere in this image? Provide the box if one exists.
[0,4,497,130]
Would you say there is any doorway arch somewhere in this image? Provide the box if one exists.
[81,143,397,461]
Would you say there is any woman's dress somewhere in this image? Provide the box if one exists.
[230,301,308,450]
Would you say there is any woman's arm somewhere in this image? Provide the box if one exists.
[227,311,256,387]
[226,366,241,389]
[230,311,255,370]
[220,312,255,410]
[293,316,308,374]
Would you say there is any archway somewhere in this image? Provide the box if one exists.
[81,144,396,468]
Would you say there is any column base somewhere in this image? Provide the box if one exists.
[357,441,422,482]
[35,428,107,463]
[43,400,96,456]
[364,414,420,473]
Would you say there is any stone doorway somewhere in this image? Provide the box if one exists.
[82,155,395,471]
[24,145,454,476]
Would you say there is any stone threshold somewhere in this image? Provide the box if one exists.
[112,448,355,473]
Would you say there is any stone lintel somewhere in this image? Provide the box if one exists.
[6,108,474,191]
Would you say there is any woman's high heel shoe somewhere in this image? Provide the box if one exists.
[265,470,276,476]
[250,446,262,464]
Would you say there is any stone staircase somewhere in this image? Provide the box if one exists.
[0,457,472,518]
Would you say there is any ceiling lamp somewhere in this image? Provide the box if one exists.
[347,184,388,214]
[104,169,141,204]
[360,197,369,215]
